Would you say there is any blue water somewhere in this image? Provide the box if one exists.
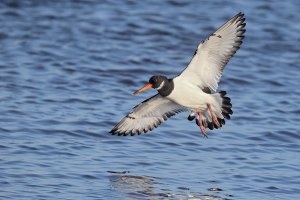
[1,1,300,199]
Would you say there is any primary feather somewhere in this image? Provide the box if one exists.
[178,12,246,92]
[110,94,186,135]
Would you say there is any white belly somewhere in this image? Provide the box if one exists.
[167,78,213,110]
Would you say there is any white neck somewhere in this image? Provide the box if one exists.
[157,81,165,90]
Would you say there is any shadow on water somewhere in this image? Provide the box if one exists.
[107,171,228,200]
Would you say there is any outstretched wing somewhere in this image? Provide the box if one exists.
[110,94,186,136]
[178,12,246,92]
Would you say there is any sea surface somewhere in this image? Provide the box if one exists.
[1,0,300,199]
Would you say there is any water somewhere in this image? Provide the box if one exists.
[1,0,300,199]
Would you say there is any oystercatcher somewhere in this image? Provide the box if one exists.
[110,12,246,137]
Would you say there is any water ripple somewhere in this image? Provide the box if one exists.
[0,1,299,200]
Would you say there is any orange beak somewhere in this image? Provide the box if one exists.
[133,83,153,95]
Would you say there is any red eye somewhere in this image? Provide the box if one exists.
[154,79,158,83]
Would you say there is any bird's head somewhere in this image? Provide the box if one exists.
[133,75,168,94]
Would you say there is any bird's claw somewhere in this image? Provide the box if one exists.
[196,110,208,138]
[207,104,220,128]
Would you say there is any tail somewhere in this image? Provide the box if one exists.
[188,91,233,130]
[218,91,233,121]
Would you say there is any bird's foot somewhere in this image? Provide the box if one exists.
[207,103,220,128]
[196,109,208,138]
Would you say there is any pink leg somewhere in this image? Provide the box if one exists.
[196,110,208,138]
[207,104,220,128]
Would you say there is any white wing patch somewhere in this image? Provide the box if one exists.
[110,94,186,136]
[178,12,246,92]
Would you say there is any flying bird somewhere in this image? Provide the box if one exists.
[110,12,246,137]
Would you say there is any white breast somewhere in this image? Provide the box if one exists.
[167,77,213,110]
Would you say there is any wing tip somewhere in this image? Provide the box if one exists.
[109,128,117,135]
[236,12,246,29]
[232,12,246,46]
[235,12,245,20]
[109,127,146,136]
[231,12,246,27]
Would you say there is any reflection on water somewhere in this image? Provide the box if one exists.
[108,171,227,200]
[109,171,164,199]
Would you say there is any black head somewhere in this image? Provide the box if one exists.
[149,76,168,89]
[133,75,173,97]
